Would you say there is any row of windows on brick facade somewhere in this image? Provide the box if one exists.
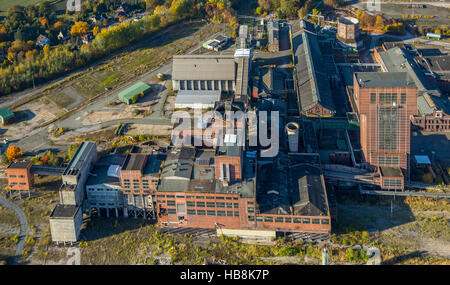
[160,200,240,209]
[8,175,26,178]
[9,182,27,185]
[156,194,239,200]
[167,208,239,216]
[370,92,407,104]
[378,156,399,166]
[123,179,158,183]
[124,189,151,194]
[248,216,329,225]
[383,179,402,188]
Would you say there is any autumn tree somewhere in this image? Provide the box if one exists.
[93,26,100,36]
[6,145,22,162]
[375,15,384,29]
[43,44,50,55]
[70,21,89,37]
[258,0,271,11]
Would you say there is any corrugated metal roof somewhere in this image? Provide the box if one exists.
[172,55,236,80]
[118,81,150,101]
[0,108,15,120]
[235,56,249,96]
[293,21,335,113]
[175,92,221,105]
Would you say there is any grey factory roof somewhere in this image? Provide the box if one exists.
[172,55,236,81]
[166,146,196,161]
[95,154,126,166]
[267,20,279,45]
[216,143,242,156]
[377,47,449,115]
[122,153,147,171]
[417,95,436,115]
[239,25,248,39]
[293,20,335,113]
[50,204,79,218]
[257,163,290,215]
[378,47,440,93]
[216,178,255,198]
[160,147,195,181]
[143,154,164,177]
[354,72,416,88]
[290,164,329,216]
[161,159,193,180]
[63,141,96,176]
[159,149,216,193]
[380,166,403,178]
[260,68,273,92]
[175,91,221,106]
[235,56,250,96]
[421,55,450,73]
[86,165,120,186]
[7,160,31,169]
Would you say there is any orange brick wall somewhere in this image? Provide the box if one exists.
[6,167,33,191]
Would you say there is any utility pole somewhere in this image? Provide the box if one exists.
[390,198,393,219]
[322,247,329,265]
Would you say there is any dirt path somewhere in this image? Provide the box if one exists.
[0,197,28,264]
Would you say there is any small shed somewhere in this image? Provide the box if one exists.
[414,155,431,166]
[118,81,151,104]
[36,34,50,48]
[0,108,15,125]
[426,33,441,40]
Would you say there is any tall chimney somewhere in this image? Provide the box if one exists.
[285,122,300,153]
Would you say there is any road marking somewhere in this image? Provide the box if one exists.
[66,247,81,265]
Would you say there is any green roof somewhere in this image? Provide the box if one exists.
[118,81,151,102]
[0,108,15,120]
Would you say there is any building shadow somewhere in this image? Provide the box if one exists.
[79,216,154,242]
[13,110,35,124]
[411,131,450,161]
[382,250,428,265]
[332,191,416,234]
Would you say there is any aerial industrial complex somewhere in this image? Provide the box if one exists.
[3,14,450,249]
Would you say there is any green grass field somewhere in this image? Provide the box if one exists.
[0,0,66,15]
[0,0,44,13]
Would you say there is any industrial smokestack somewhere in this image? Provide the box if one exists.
[285,122,300,153]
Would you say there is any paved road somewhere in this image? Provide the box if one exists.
[365,246,381,265]
[0,16,190,109]
[0,196,28,264]
[353,1,450,9]
[12,23,224,155]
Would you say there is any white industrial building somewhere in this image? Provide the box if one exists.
[174,90,221,109]
[49,204,83,244]
[86,165,125,218]
[60,141,98,206]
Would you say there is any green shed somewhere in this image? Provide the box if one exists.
[0,108,15,125]
[118,81,151,104]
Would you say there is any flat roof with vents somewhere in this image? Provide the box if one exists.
[172,55,236,81]
[354,72,416,88]
[63,141,96,176]
[122,154,147,171]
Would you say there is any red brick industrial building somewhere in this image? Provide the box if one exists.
[6,161,34,191]
[353,72,418,188]
[156,147,331,234]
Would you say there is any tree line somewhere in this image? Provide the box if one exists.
[0,0,239,95]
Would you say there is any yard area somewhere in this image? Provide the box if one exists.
[0,176,61,265]
[8,21,203,130]
[332,192,450,264]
